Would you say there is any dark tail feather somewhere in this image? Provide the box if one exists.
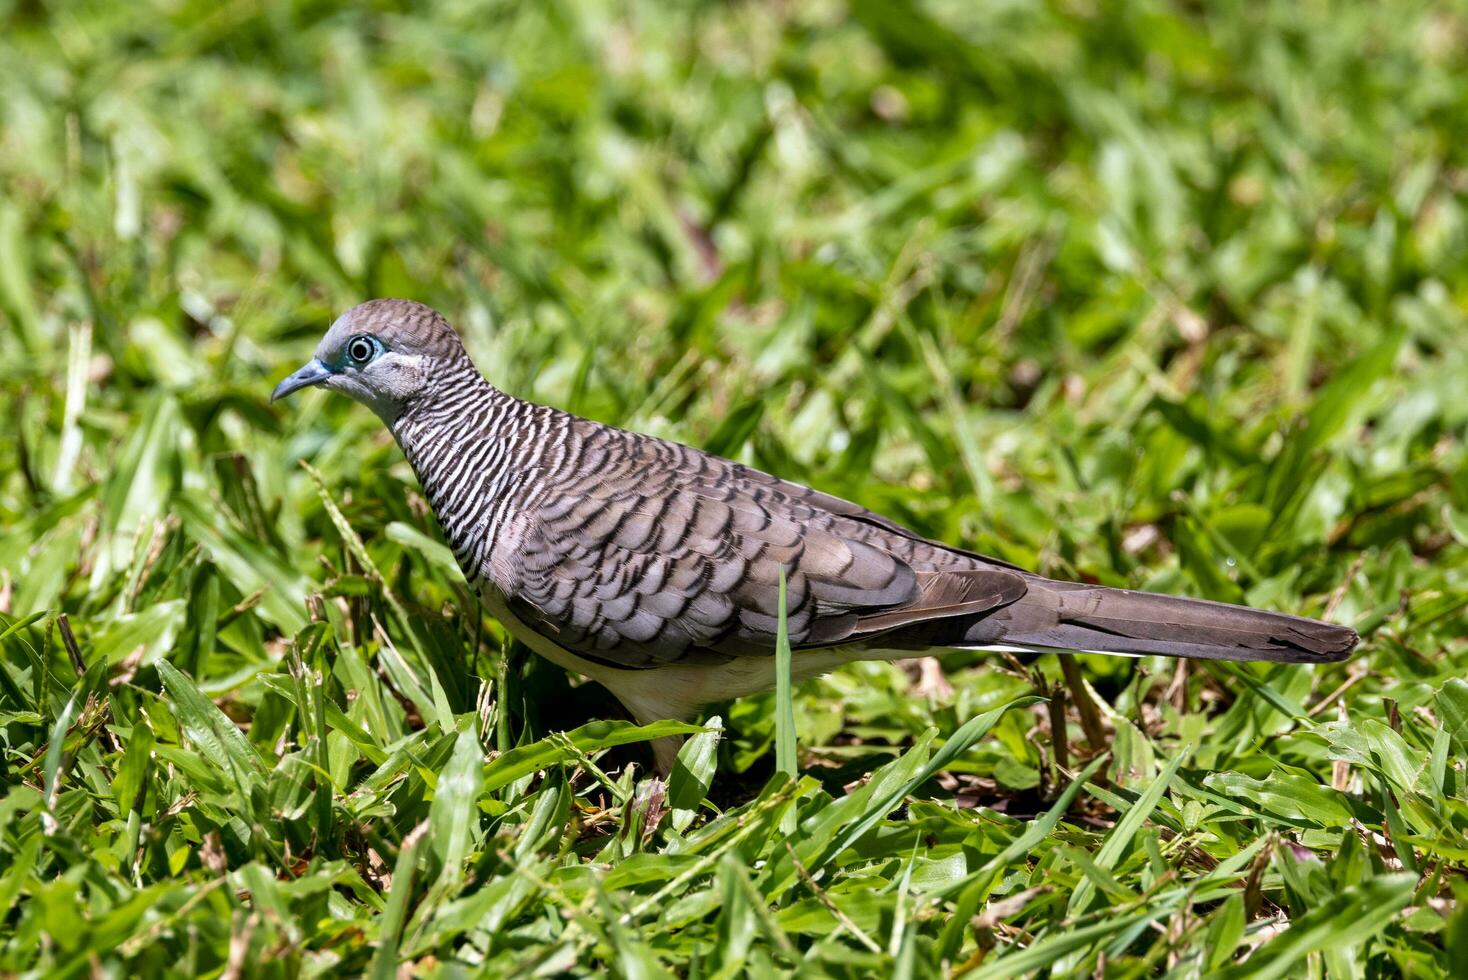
[959,578,1358,664]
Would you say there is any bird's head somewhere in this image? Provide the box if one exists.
[271,299,469,423]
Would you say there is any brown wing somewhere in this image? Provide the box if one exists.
[496,423,1027,669]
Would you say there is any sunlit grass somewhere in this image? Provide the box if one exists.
[1,0,1466,975]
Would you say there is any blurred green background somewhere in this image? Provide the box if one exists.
[2,0,1466,975]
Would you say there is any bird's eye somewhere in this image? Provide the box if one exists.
[347,336,376,364]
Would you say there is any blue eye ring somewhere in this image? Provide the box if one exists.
[346,334,378,365]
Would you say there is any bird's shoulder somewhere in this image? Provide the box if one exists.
[549,414,918,543]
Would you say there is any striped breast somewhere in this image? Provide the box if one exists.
[390,361,546,585]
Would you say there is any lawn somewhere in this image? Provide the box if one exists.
[1,0,1466,975]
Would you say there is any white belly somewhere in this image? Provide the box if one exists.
[476,587,862,725]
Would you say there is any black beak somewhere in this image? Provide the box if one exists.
[271,359,333,402]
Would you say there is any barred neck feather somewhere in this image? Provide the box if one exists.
[389,358,553,580]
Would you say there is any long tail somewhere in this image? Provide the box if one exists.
[958,577,1357,664]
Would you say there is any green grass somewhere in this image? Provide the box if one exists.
[2,0,1467,975]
